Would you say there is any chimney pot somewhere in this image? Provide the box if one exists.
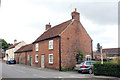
[14,39,17,44]
[71,8,80,21]
[75,8,77,12]
[46,23,51,30]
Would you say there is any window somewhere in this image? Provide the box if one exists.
[35,54,38,63]
[86,62,91,65]
[49,54,53,64]
[49,40,53,50]
[86,55,91,61]
[35,43,39,51]
[27,55,29,60]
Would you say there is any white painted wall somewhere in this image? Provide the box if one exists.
[3,41,26,60]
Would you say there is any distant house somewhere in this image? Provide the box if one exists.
[15,44,33,65]
[14,9,92,70]
[4,40,26,60]
[93,48,120,60]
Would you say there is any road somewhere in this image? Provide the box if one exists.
[0,60,119,79]
[0,61,94,78]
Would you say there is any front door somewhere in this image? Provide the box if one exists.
[41,54,45,68]
[30,56,32,66]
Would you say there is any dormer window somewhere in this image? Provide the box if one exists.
[35,43,39,51]
[49,40,53,50]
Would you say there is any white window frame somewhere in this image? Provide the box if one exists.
[27,54,29,60]
[49,40,53,50]
[35,54,38,63]
[49,54,53,64]
[35,43,39,51]
[86,55,91,61]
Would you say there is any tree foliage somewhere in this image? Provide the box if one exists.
[0,38,13,51]
[97,43,100,52]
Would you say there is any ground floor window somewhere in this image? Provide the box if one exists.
[86,55,91,61]
[49,54,53,64]
[35,54,38,63]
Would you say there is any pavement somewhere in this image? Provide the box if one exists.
[0,60,120,79]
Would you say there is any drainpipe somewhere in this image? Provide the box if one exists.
[59,36,61,71]
[91,40,93,60]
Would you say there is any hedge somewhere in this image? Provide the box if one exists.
[93,61,120,77]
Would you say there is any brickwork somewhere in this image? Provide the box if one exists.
[60,20,92,68]
[15,9,92,70]
[32,37,60,69]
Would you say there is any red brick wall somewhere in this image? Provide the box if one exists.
[60,20,92,68]
[15,51,32,65]
[15,53,19,63]
[33,37,60,69]
[26,52,32,66]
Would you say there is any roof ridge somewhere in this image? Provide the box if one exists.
[7,41,22,49]
[33,19,72,43]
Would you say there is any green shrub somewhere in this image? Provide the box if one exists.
[93,61,120,77]
[61,66,75,72]
[117,57,120,65]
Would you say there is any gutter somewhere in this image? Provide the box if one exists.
[33,36,59,44]
[15,50,32,53]
[59,36,61,71]
[91,40,93,59]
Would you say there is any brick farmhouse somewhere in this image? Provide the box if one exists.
[15,9,92,70]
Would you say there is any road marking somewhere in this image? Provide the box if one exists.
[33,74,46,78]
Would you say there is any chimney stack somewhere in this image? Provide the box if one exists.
[71,8,80,21]
[45,22,51,30]
[14,39,17,44]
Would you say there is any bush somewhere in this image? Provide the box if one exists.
[93,61,120,77]
[61,66,75,72]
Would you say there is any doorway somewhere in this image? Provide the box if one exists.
[41,54,45,68]
[30,56,32,66]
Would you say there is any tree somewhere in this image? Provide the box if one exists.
[97,43,100,52]
[0,39,12,51]
[76,51,84,63]
[8,43,13,47]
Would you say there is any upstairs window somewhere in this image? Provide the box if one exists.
[36,43,39,51]
[35,54,38,63]
[49,40,53,50]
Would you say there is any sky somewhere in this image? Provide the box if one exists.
[0,0,119,50]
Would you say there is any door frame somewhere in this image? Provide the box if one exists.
[41,54,45,68]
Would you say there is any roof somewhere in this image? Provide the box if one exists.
[33,19,72,43]
[7,42,21,49]
[15,44,33,53]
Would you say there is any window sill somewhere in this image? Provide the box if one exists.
[35,61,38,63]
[49,63,53,65]
[35,51,39,52]
[49,49,53,50]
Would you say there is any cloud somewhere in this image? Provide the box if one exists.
[0,0,118,50]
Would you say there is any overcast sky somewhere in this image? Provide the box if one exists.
[0,0,119,50]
